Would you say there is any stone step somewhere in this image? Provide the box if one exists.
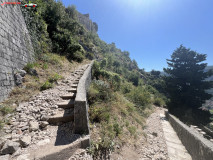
[48,109,74,124]
[28,135,90,160]
[60,93,76,100]
[67,88,77,93]
[73,81,79,84]
[57,100,74,108]
[71,84,78,88]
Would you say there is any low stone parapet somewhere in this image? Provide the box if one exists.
[166,111,213,160]
[74,61,94,135]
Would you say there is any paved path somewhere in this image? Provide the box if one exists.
[160,113,192,160]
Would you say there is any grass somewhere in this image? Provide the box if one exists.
[40,80,54,91]
[0,105,14,116]
[88,82,152,159]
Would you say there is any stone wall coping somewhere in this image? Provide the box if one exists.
[75,61,94,102]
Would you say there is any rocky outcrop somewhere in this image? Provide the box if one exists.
[78,13,98,33]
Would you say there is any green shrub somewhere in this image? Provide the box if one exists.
[113,123,122,136]
[89,105,111,123]
[127,87,151,107]
[88,80,112,104]
[23,63,35,73]
[72,51,85,62]
[40,80,53,91]
[154,97,165,107]
[121,82,133,94]
[48,73,63,83]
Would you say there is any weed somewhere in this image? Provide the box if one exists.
[0,106,14,115]
[48,73,63,83]
[113,123,122,136]
[23,63,34,73]
[40,80,53,91]
[128,126,136,136]
[125,121,129,127]
[42,63,48,70]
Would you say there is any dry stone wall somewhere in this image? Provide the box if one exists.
[0,0,34,102]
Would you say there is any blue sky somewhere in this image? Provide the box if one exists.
[61,0,213,71]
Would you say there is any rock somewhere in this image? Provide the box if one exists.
[14,74,22,86]
[17,154,30,160]
[40,115,49,121]
[0,138,6,150]
[19,136,31,147]
[18,70,27,77]
[37,139,50,146]
[0,154,10,160]
[21,126,29,131]
[0,140,20,155]
[28,68,38,76]
[40,121,49,129]
[209,122,213,129]
[29,121,39,132]
[152,132,158,137]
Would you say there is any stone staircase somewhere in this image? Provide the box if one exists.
[47,68,86,125]
[26,65,91,160]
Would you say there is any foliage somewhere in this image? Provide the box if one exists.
[127,87,151,107]
[23,63,36,73]
[48,73,63,83]
[88,80,112,104]
[164,45,213,125]
[154,97,165,107]
[0,105,14,115]
[40,80,53,91]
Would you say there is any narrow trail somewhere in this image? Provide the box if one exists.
[160,112,192,160]
[139,108,170,160]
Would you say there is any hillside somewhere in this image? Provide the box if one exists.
[0,0,167,159]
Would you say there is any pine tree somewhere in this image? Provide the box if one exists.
[164,45,213,124]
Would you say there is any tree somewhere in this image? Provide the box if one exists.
[150,70,161,78]
[164,45,213,125]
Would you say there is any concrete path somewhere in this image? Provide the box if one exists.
[160,113,192,160]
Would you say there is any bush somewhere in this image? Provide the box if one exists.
[127,87,151,107]
[121,82,133,94]
[154,97,165,107]
[88,80,112,104]
[89,105,111,123]
[40,80,53,91]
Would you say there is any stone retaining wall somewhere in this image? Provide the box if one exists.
[0,0,34,102]
[166,111,213,160]
[74,61,94,135]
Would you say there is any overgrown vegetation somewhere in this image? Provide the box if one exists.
[88,59,166,159]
